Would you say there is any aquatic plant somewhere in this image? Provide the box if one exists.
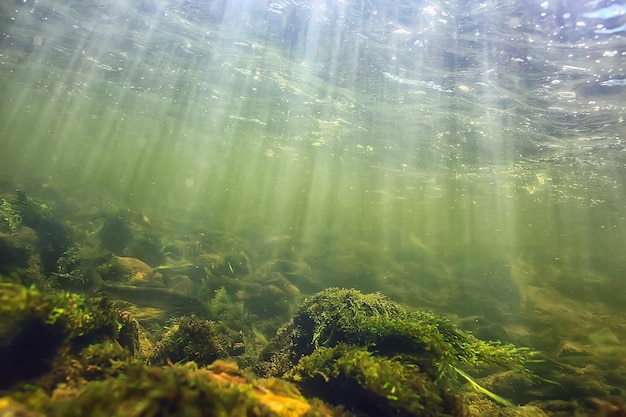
[53,246,118,291]
[0,279,118,389]
[257,288,535,416]
[12,190,73,273]
[261,288,530,377]
[12,361,350,417]
[290,343,468,417]
[149,315,244,367]
[0,198,21,231]
[208,285,252,328]
[97,210,166,267]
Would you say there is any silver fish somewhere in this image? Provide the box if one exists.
[90,270,208,316]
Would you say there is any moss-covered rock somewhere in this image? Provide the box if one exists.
[0,190,71,286]
[259,288,530,379]
[0,227,44,287]
[0,280,119,389]
[290,343,468,417]
[9,190,73,274]
[53,246,119,291]
[9,361,350,417]
[97,210,166,267]
[257,288,533,417]
[33,341,132,392]
[149,315,244,367]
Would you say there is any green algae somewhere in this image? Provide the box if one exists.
[290,343,468,417]
[0,279,119,390]
[258,288,535,416]
[19,362,280,417]
[260,288,531,378]
[150,315,244,367]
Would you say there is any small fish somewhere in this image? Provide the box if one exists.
[90,270,208,316]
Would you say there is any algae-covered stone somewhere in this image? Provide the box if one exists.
[257,288,533,417]
[10,190,73,273]
[290,343,469,417]
[149,315,244,367]
[258,288,530,379]
[0,280,119,389]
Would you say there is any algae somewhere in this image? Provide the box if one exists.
[258,288,534,416]
[290,343,468,417]
[149,315,244,367]
[0,279,119,390]
[0,183,610,417]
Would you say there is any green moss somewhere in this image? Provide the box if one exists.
[75,341,131,380]
[150,315,244,367]
[53,246,117,291]
[0,198,22,231]
[0,280,119,389]
[26,341,132,393]
[12,190,73,273]
[354,311,531,379]
[290,344,468,417]
[19,362,281,417]
[258,288,535,416]
[261,288,530,379]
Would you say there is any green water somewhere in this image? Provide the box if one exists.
[1,0,626,407]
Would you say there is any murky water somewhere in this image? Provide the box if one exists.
[1,0,626,412]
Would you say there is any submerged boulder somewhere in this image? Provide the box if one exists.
[257,288,533,417]
[0,280,119,390]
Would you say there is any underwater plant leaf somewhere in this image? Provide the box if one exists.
[452,366,514,408]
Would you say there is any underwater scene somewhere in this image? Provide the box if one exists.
[1,0,625,415]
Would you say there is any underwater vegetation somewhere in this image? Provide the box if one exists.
[0,273,621,417]
[1,181,623,416]
[257,287,535,417]
[291,343,468,417]
[149,315,245,367]
[0,279,119,390]
[0,280,348,416]
[13,360,351,417]
[1,273,538,417]
[0,190,72,274]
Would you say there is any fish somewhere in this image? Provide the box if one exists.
[90,270,209,317]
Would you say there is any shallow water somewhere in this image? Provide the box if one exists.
[1,0,626,411]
